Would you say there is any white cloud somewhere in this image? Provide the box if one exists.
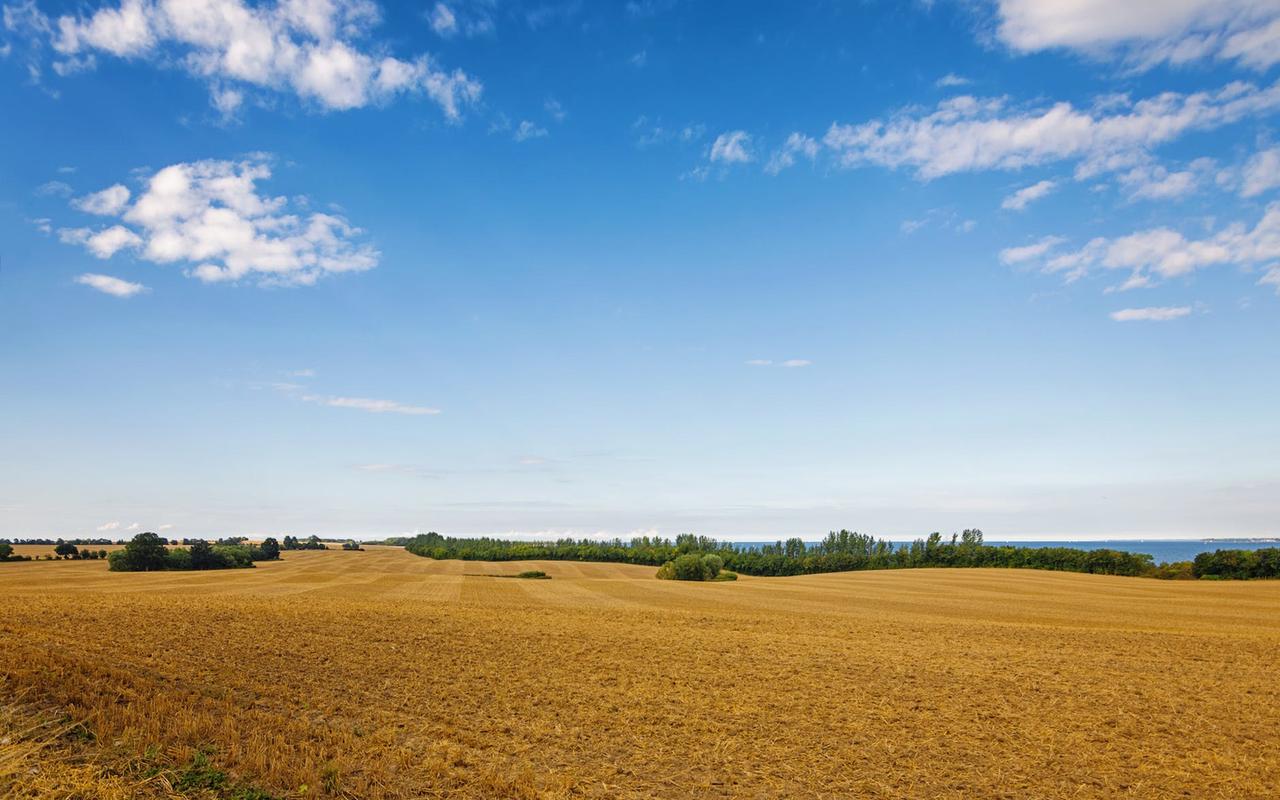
[72,183,130,215]
[302,394,441,415]
[61,225,144,258]
[291,368,316,377]
[1241,146,1280,197]
[745,359,772,366]
[96,521,121,531]
[75,272,148,297]
[1109,306,1193,322]
[55,156,379,287]
[822,79,1280,180]
[709,130,752,164]
[935,72,970,87]
[999,235,1067,265]
[1261,265,1280,292]
[764,132,819,175]
[992,0,1280,71]
[780,359,812,368]
[514,120,547,141]
[1017,203,1280,290]
[900,218,927,234]
[1001,179,1057,211]
[158,523,174,530]
[544,98,565,122]
[746,358,811,368]
[11,0,481,117]
[428,2,456,36]
[1110,158,1216,201]
[36,180,73,197]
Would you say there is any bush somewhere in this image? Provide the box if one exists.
[656,553,726,581]
[712,570,739,581]
[515,570,549,579]
[165,548,193,570]
[1149,560,1195,580]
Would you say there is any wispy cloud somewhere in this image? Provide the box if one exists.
[746,358,812,368]
[823,79,1280,180]
[75,272,147,297]
[709,130,753,164]
[302,394,441,415]
[1110,306,1193,322]
[1001,179,1057,211]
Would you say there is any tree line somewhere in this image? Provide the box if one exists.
[1192,548,1280,580]
[403,529,1277,580]
[107,532,282,571]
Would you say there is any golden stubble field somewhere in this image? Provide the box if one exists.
[2,546,1279,799]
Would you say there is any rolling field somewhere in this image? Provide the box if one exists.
[2,547,1279,799]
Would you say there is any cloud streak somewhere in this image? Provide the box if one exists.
[75,272,147,297]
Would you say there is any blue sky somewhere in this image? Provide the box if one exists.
[2,0,1279,541]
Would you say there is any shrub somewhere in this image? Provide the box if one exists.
[712,570,739,581]
[1150,561,1195,580]
[165,548,193,570]
[0,542,13,560]
[515,570,549,579]
[656,553,723,581]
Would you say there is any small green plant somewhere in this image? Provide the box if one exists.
[515,570,550,579]
[712,570,739,581]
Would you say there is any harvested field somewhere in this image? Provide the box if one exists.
[2,547,1279,799]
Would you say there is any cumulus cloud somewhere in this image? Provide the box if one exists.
[1110,306,1193,322]
[55,156,379,287]
[935,72,970,87]
[1001,179,1057,211]
[992,0,1280,71]
[709,130,752,164]
[764,132,819,175]
[1010,203,1280,291]
[75,272,148,297]
[1240,146,1280,197]
[72,183,130,215]
[822,79,1280,180]
[302,394,441,415]
[7,0,481,117]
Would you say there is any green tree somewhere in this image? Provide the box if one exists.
[115,532,169,571]
[0,542,12,560]
[54,540,79,558]
[259,537,281,560]
[189,539,216,570]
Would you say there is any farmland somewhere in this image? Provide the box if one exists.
[3,546,1279,799]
